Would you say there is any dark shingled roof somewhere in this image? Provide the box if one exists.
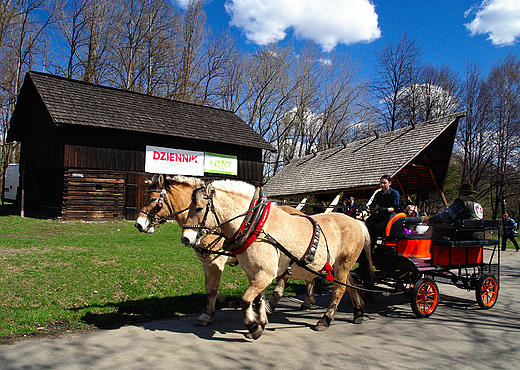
[9,71,273,151]
[264,112,465,198]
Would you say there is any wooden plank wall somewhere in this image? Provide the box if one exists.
[62,171,125,220]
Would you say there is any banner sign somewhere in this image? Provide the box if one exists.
[204,152,238,175]
[145,146,204,176]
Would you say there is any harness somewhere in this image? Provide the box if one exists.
[183,183,390,295]
[140,188,188,232]
[223,188,271,254]
[183,185,272,254]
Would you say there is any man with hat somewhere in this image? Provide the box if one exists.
[423,183,484,240]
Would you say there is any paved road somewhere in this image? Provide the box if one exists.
[1,251,520,370]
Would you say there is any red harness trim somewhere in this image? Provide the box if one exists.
[226,198,258,242]
[229,201,271,255]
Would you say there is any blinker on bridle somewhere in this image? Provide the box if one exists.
[182,185,221,240]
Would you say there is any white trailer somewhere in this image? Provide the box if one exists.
[3,164,20,202]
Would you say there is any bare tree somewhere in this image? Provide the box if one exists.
[253,43,370,177]
[162,0,207,102]
[483,55,520,218]
[394,64,460,129]
[0,0,50,202]
[456,62,493,189]
[49,0,117,83]
[372,34,421,131]
[195,29,241,106]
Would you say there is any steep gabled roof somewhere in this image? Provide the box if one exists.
[264,112,465,198]
[8,71,274,151]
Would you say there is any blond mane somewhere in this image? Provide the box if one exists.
[167,175,204,188]
[211,179,256,199]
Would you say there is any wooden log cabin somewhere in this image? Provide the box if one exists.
[7,72,273,220]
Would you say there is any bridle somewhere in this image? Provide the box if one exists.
[182,183,271,253]
[140,187,188,232]
[182,184,222,241]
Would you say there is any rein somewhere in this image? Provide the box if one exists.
[263,231,396,296]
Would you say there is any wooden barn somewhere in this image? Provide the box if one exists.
[7,72,273,220]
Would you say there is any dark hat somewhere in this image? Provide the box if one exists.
[459,183,476,193]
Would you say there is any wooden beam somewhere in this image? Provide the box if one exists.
[325,191,344,213]
[296,197,308,211]
[424,155,449,207]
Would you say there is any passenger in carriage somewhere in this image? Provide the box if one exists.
[405,204,419,218]
[366,175,400,245]
[404,205,420,234]
[423,183,484,241]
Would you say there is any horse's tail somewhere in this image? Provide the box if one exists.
[356,220,376,292]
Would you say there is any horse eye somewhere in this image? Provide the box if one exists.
[150,198,158,202]
[196,207,203,213]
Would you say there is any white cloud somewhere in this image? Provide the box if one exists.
[465,0,520,46]
[224,0,381,52]
[174,0,191,9]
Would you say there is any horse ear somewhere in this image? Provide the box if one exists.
[203,183,214,199]
[150,174,160,187]
[157,174,164,188]
[163,175,171,189]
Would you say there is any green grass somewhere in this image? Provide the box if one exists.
[0,215,307,340]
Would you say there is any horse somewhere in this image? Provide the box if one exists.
[181,179,374,339]
[134,174,317,326]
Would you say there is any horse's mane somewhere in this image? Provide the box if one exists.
[167,175,204,188]
[211,180,255,198]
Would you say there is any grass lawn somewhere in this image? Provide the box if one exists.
[0,215,306,342]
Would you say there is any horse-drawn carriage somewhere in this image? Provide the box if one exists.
[136,175,502,339]
[367,213,501,318]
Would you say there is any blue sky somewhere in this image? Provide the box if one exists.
[180,0,520,81]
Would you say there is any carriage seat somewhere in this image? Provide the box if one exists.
[430,219,501,266]
[386,214,430,240]
[384,213,431,259]
[431,219,500,248]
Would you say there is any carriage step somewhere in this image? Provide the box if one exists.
[409,257,438,271]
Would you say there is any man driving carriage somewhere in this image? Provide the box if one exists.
[365,175,400,246]
[423,183,484,241]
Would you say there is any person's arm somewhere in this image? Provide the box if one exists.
[389,190,399,213]
[426,199,465,225]
[378,189,399,214]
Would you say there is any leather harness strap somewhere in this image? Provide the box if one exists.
[223,188,271,254]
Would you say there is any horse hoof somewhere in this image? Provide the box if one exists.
[195,313,213,326]
[246,324,264,340]
[299,302,312,311]
[313,321,329,331]
[353,316,365,324]
[194,319,211,326]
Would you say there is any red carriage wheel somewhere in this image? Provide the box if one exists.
[476,274,498,309]
[410,278,439,318]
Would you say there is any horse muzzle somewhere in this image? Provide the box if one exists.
[135,217,155,234]
[181,228,200,247]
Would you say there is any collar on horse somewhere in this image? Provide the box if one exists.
[140,188,188,232]
[223,187,271,254]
